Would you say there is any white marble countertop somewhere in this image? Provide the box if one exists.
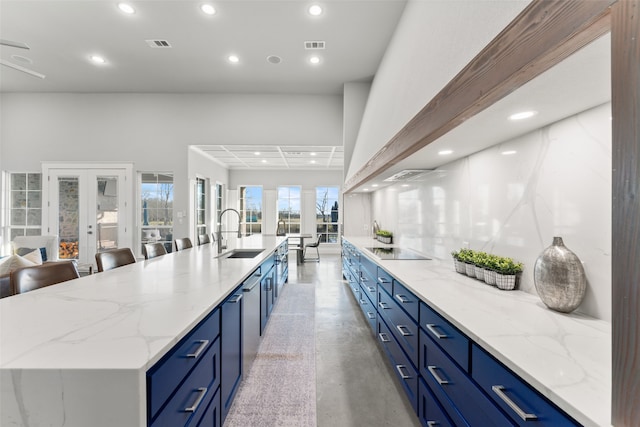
[344,237,611,427]
[1,235,285,371]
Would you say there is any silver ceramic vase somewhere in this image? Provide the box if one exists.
[534,237,586,313]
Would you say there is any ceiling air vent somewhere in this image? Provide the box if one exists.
[146,40,172,48]
[304,41,325,50]
[383,169,434,182]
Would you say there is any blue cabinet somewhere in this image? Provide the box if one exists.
[341,240,580,427]
[260,262,275,335]
[472,344,581,426]
[147,309,221,427]
[220,288,243,424]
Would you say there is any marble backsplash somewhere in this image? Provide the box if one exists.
[371,103,612,321]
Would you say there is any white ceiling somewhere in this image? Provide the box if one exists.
[0,0,406,94]
[193,144,343,169]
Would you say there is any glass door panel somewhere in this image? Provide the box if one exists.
[95,176,119,253]
[57,176,81,260]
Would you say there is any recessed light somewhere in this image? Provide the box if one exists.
[502,150,517,155]
[309,56,320,65]
[438,150,453,155]
[308,4,323,16]
[261,159,267,163]
[310,152,317,156]
[200,4,216,15]
[310,160,317,164]
[90,55,106,64]
[266,55,282,64]
[363,188,369,192]
[254,152,260,155]
[508,111,537,121]
[372,184,379,187]
[117,3,135,14]
[228,55,239,63]
[401,184,410,188]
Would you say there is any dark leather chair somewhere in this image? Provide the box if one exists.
[143,243,167,260]
[198,234,211,245]
[11,261,80,294]
[95,248,136,272]
[304,235,321,262]
[1,274,14,298]
[175,238,193,251]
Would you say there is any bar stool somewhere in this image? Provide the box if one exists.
[143,243,167,260]
[11,261,80,294]
[95,248,136,272]
[174,238,193,251]
[198,234,211,245]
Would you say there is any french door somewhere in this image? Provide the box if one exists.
[44,166,131,266]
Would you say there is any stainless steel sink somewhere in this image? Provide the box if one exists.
[217,249,265,259]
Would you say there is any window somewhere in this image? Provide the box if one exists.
[239,186,262,235]
[141,173,173,253]
[196,177,207,237]
[277,186,301,234]
[8,173,42,240]
[316,186,340,243]
[215,182,223,231]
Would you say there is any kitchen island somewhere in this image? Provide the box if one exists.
[0,235,286,427]
[343,236,611,427]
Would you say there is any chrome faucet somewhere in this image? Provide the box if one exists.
[217,208,242,254]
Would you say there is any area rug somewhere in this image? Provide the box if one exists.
[225,282,317,427]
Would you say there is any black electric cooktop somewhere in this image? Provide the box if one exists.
[364,247,431,260]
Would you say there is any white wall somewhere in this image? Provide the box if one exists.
[371,103,612,321]
[0,93,343,239]
[347,0,530,181]
[342,82,370,181]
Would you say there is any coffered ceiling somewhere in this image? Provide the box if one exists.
[193,145,343,170]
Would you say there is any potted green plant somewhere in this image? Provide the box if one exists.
[482,254,500,286]
[376,230,393,244]
[471,251,490,281]
[493,257,523,290]
[450,250,466,274]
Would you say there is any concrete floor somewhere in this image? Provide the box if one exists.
[290,252,422,427]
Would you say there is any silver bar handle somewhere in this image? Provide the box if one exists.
[359,299,368,305]
[186,340,209,358]
[367,312,376,319]
[378,301,390,310]
[377,277,390,284]
[360,275,369,283]
[230,294,243,303]
[395,294,410,303]
[395,364,411,379]
[378,332,390,343]
[184,387,208,412]
[367,286,376,293]
[426,323,448,339]
[427,365,449,385]
[427,422,438,427]
[396,325,412,336]
[492,385,538,421]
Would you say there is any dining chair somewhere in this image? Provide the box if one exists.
[1,273,14,298]
[143,242,167,260]
[174,237,193,251]
[11,261,80,294]
[198,234,211,245]
[304,235,321,262]
[95,248,136,272]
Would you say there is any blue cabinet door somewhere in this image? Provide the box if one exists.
[261,265,275,334]
[220,289,243,424]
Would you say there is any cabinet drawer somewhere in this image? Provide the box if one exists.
[472,344,580,426]
[377,317,419,412]
[376,267,393,296]
[147,309,220,420]
[357,283,377,332]
[418,377,454,427]
[151,337,221,427]
[360,255,377,282]
[420,302,469,371]
[360,270,377,299]
[378,288,419,366]
[421,330,514,427]
[195,386,220,427]
[392,280,419,321]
